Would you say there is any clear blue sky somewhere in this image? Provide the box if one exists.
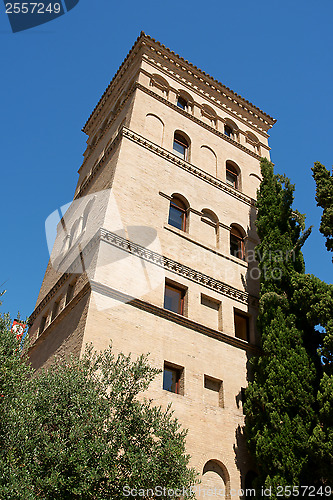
[1,0,332,321]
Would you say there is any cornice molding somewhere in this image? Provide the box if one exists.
[100,228,258,306]
[140,66,270,141]
[90,280,261,355]
[83,32,275,134]
[136,83,265,161]
[122,126,256,207]
[29,227,258,328]
[29,236,97,324]
[82,34,143,134]
[141,35,275,126]
[29,273,71,325]
[75,128,123,199]
[79,84,137,174]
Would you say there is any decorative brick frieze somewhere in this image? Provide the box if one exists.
[100,228,257,305]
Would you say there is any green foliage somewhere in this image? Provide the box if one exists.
[244,159,329,496]
[312,162,333,256]
[0,319,197,499]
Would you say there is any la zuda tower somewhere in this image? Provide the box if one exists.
[28,33,275,497]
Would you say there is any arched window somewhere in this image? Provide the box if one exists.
[224,119,239,142]
[230,225,245,260]
[173,132,189,160]
[177,96,188,111]
[168,196,188,231]
[224,125,233,138]
[226,161,239,189]
[82,198,94,232]
[176,90,193,113]
[69,219,80,248]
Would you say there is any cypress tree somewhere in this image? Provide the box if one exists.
[310,162,333,483]
[244,159,320,496]
[312,162,333,258]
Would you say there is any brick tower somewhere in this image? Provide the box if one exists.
[28,33,275,498]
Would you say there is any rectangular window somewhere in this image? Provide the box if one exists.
[234,311,249,341]
[163,362,184,395]
[226,170,237,188]
[164,283,185,315]
[173,139,186,159]
[204,375,224,407]
[168,203,186,231]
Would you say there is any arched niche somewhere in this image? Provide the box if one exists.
[201,208,219,247]
[199,459,231,499]
[249,172,262,194]
[150,74,169,98]
[200,145,217,177]
[145,114,164,146]
[245,131,261,154]
[201,104,217,128]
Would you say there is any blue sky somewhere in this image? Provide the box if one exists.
[1,0,332,321]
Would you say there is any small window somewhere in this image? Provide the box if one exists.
[230,226,245,260]
[168,197,187,231]
[82,199,94,232]
[163,362,184,395]
[177,96,188,111]
[66,284,74,305]
[234,311,249,341]
[224,125,233,138]
[39,315,47,336]
[51,300,60,322]
[204,375,224,407]
[164,283,185,315]
[173,133,189,160]
[226,162,238,189]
